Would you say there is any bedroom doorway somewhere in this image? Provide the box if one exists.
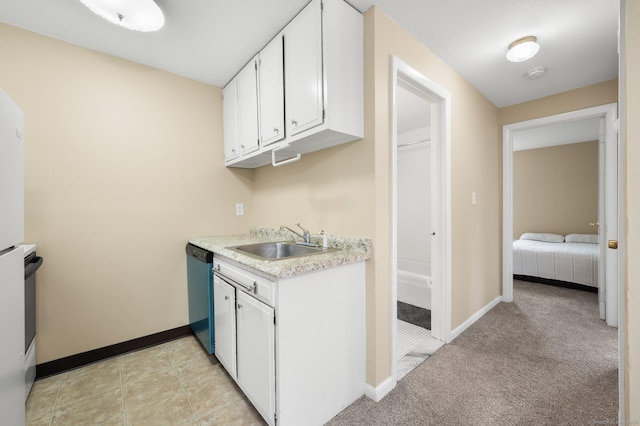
[390,56,451,384]
[502,102,623,417]
[502,103,619,325]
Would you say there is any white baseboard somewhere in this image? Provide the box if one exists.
[364,376,395,402]
[449,295,503,341]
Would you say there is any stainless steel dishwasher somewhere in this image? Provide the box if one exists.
[186,243,214,354]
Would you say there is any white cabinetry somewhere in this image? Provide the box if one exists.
[223,57,259,162]
[284,1,323,137]
[212,255,365,426]
[224,0,363,168]
[259,35,285,147]
[236,291,275,423]
[213,277,236,377]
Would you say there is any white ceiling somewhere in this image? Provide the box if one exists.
[0,0,618,108]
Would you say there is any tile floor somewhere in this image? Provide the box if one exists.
[396,319,444,380]
[26,336,266,425]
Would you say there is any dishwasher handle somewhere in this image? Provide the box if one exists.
[213,269,256,294]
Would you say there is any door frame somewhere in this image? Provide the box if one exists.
[502,101,623,416]
[390,55,452,384]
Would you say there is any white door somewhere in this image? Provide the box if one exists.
[259,35,285,146]
[603,112,619,327]
[236,291,275,425]
[284,0,323,137]
[213,276,237,378]
[237,57,260,155]
[222,80,239,161]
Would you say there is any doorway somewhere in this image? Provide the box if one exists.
[502,102,623,416]
[391,56,451,384]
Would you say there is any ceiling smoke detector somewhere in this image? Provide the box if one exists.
[525,67,547,80]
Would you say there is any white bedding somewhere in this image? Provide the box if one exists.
[512,239,599,288]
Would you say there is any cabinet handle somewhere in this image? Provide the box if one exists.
[237,303,243,309]
[291,119,297,126]
[231,148,236,153]
[224,295,229,301]
[274,127,279,133]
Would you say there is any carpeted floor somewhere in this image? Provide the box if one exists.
[328,280,618,426]
[398,301,431,330]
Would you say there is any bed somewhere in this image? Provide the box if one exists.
[512,232,599,292]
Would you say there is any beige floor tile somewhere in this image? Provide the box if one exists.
[26,374,62,416]
[125,391,196,426]
[182,369,244,419]
[122,368,183,413]
[57,360,121,405]
[175,356,224,387]
[119,345,173,383]
[26,407,54,426]
[167,336,206,367]
[197,395,266,426]
[51,387,123,425]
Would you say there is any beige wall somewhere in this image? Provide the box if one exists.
[513,141,599,238]
[624,0,639,420]
[499,80,618,126]
[252,8,501,386]
[0,24,254,363]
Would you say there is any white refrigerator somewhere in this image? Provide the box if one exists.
[0,88,26,425]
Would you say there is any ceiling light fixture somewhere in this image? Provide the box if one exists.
[79,0,165,32]
[506,36,540,62]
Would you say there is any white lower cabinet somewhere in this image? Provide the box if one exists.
[213,277,236,377]
[213,256,365,426]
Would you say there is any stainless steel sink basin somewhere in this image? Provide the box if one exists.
[229,241,338,261]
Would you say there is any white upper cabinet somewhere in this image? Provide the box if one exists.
[223,56,259,162]
[236,57,260,156]
[222,80,238,161]
[284,2,323,137]
[259,35,285,147]
[223,0,363,168]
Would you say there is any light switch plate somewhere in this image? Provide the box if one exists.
[235,203,244,216]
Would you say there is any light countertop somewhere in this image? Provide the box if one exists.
[188,227,371,279]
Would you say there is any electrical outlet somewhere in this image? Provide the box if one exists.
[235,203,244,216]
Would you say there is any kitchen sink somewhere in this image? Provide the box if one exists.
[229,241,338,261]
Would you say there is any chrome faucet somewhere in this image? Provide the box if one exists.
[280,223,312,245]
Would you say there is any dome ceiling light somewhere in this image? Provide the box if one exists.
[506,36,540,62]
[79,0,165,32]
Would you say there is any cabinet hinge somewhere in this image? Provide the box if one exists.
[255,61,258,71]
[273,314,276,326]
[321,0,323,11]
[274,412,278,423]
[322,108,326,120]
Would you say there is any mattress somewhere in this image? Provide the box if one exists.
[512,239,599,288]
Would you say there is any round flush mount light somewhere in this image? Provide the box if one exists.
[506,36,540,62]
[79,0,165,32]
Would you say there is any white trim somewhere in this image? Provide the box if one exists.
[390,56,452,388]
[449,296,503,341]
[364,376,395,402]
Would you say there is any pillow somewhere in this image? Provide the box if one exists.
[519,232,565,243]
[565,233,598,244]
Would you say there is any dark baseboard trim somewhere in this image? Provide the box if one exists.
[514,275,598,293]
[36,325,193,380]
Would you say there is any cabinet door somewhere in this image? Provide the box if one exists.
[259,35,285,146]
[222,80,239,161]
[213,276,237,378]
[237,57,260,155]
[284,0,323,137]
[236,291,275,424]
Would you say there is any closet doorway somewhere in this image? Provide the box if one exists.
[390,56,451,383]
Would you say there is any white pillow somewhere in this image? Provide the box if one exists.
[565,233,598,244]
[519,232,565,243]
